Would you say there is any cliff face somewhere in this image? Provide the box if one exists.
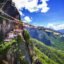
[2,0,20,19]
[0,1,35,64]
[0,0,20,40]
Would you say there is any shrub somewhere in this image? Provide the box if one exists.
[16,35,23,44]
[22,30,30,42]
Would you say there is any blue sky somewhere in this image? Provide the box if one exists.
[13,0,64,30]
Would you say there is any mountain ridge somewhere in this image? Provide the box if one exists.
[26,25,64,51]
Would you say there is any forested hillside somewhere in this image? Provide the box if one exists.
[27,27,64,51]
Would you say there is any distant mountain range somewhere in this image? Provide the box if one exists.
[30,26,64,64]
[25,25,64,51]
[57,29,64,33]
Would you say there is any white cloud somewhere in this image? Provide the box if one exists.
[12,0,50,13]
[41,7,50,13]
[47,23,64,30]
[24,16,32,23]
[38,0,50,13]
[12,0,50,23]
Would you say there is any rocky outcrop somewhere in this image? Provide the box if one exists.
[0,0,20,40]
